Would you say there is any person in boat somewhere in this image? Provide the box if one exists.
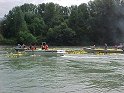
[31,45,36,51]
[121,44,124,51]
[114,44,118,50]
[104,43,108,50]
[26,44,30,50]
[21,44,26,48]
[41,42,45,50]
[27,44,31,50]
[45,44,48,50]
[41,42,49,50]
[17,44,21,48]
[91,44,95,49]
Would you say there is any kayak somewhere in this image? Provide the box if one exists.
[83,47,124,53]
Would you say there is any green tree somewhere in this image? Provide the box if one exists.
[88,0,115,45]
[18,31,36,44]
[28,17,45,36]
[1,1,124,45]
[44,3,56,28]
[21,3,37,13]
[37,3,46,17]
[68,5,78,31]
[47,22,76,45]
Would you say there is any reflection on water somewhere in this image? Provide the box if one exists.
[0,48,124,93]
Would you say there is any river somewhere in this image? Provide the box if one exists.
[0,46,124,93]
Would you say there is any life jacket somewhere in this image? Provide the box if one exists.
[31,46,36,50]
[45,45,48,50]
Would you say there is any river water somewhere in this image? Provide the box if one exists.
[0,46,124,93]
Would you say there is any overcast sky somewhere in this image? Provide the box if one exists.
[0,0,92,18]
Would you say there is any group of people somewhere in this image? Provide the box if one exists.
[16,42,49,50]
[91,43,124,51]
[114,43,124,51]
[17,44,26,48]
[91,43,108,50]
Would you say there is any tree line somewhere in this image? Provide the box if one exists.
[0,0,124,46]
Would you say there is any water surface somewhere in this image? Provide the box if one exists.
[0,46,124,93]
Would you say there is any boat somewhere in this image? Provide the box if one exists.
[14,47,27,51]
[14,47,66,56]
[83,47,124,54]
[24,49,66,56]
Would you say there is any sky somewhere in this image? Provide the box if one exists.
[0,0,92,18]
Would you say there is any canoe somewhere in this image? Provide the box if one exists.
[25,49,66,56]
[83,47,124,54]
[14,47,66,56]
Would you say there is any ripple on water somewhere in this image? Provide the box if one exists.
[0,52,124,93]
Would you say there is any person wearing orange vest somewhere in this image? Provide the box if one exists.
[41,44,45,50]
[41,42,48,50]
[31,44,36,51]
[45,44,48,50]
